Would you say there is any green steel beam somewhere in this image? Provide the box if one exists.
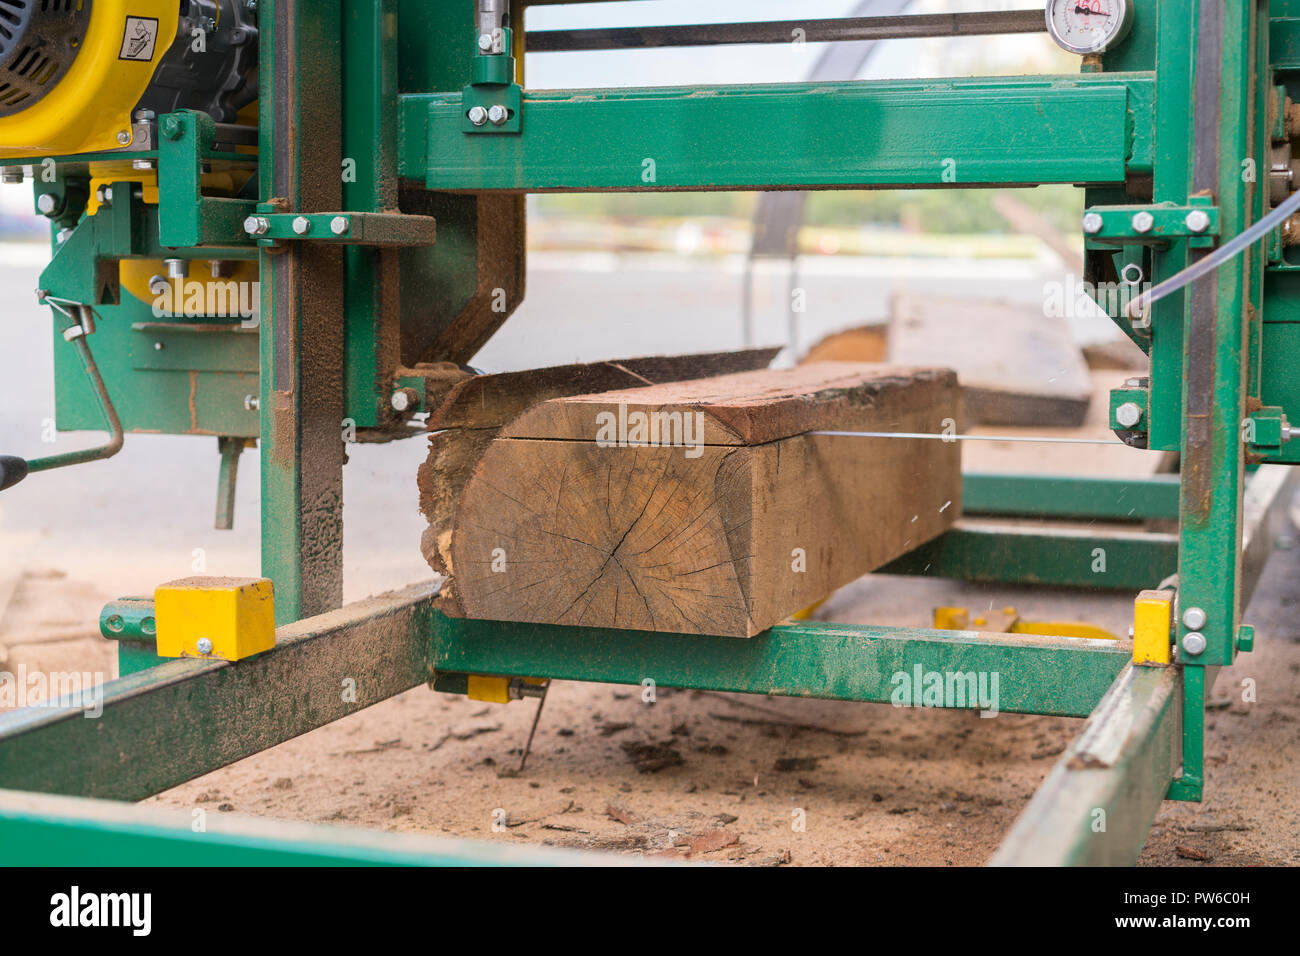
[0,584,438,802]
[259,0,347,624]
[989,663,1181,866]
[962,473,1181,522]
[0,581,1127,802]
[877,523,1177,591]
[432,612,1127,718]
[0,789,625,866]
[403,73,1153,191]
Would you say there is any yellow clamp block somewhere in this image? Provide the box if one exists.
[1133,589,1173,666]
[154,576,275,662]
[467,675,548,704]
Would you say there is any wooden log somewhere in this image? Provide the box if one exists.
[417,349,780,583]
[447,363,962,637]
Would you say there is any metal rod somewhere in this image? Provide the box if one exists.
[809,430,1126,446]
[525,10,1047,53]
[25,307,124,475]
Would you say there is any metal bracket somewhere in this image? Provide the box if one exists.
[1083,198,1220,249]
[243,210,436,247]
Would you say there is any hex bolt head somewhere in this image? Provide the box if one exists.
[467,106,489,127]
[36,193,57,215]
[196,637,213,655]
[292,216,312,235]
[1115,401,1143,429]
[390,387,420,413]
[478,32,494,51]
[487,104,509,126]
[1182,606,1207,630]
[1182,631,1207,656]
[1131,211,1155,234]
[330,216,349,236]
[1082,212,1104,235]
[1185,209,1211,234]
[244,216,270,236]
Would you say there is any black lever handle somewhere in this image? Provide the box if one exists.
[0,456,28,491]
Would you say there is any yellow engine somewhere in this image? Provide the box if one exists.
[0,0,256,158]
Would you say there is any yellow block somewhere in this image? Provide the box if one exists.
[1132,589,1173,666]
[467,674,511,704]
[154,576,275,661]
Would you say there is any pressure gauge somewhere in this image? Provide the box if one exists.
[1045,0,1134,55]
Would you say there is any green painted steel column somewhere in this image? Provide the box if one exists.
[259,0,347,624]
[1170,1,1259,801]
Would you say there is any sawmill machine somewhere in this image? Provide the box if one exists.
[0,0,1296,866]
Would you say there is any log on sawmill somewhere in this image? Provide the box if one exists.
[440,363,962,637]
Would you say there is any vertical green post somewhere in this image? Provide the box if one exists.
[258,0,347,624]
[1170,1,1260,801]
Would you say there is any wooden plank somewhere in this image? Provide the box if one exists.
[447,364,961,637]
[888,292,1092,427]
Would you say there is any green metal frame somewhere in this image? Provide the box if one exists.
[4,0,1297,865]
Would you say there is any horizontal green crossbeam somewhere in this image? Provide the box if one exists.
[405,73,1153,191]
[879,523,1177,591]
[432,612,1127,718]
[0,584,439,802]
[962,473,1181,521]
[990,663,1181,865]
[0,789,624,866]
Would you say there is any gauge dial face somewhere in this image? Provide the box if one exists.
[1045,0,1133,55]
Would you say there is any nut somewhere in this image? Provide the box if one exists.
[1115,401,1143,429]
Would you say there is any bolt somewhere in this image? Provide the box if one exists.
[244,394,260,411]
[487,104,509,126]
[292,216,312,235]
[1182,631,1207,656]
[467,106,489,127]
[153,341,164,351]
[35,193,56,215]
[330,215,349,236]
[1,167,23,184]
[148,274,169,294]
[1082,212,1104,235]
[478,33,494,52]
[1131,211,1155,234]
[165,258,188,279]
[55,227,73,244]
[116,130,131,146]
[1185,209,1211,233]
[196,637,213,655]
[1182,606,1207,630]
[132,108,156,124]
[132,159,154,171]
[1115,401,1143,429]
[244,216,271,236]
[390,387,420,413]
[160,115,184,140]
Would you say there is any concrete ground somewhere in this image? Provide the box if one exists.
[1,247,1296,865]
